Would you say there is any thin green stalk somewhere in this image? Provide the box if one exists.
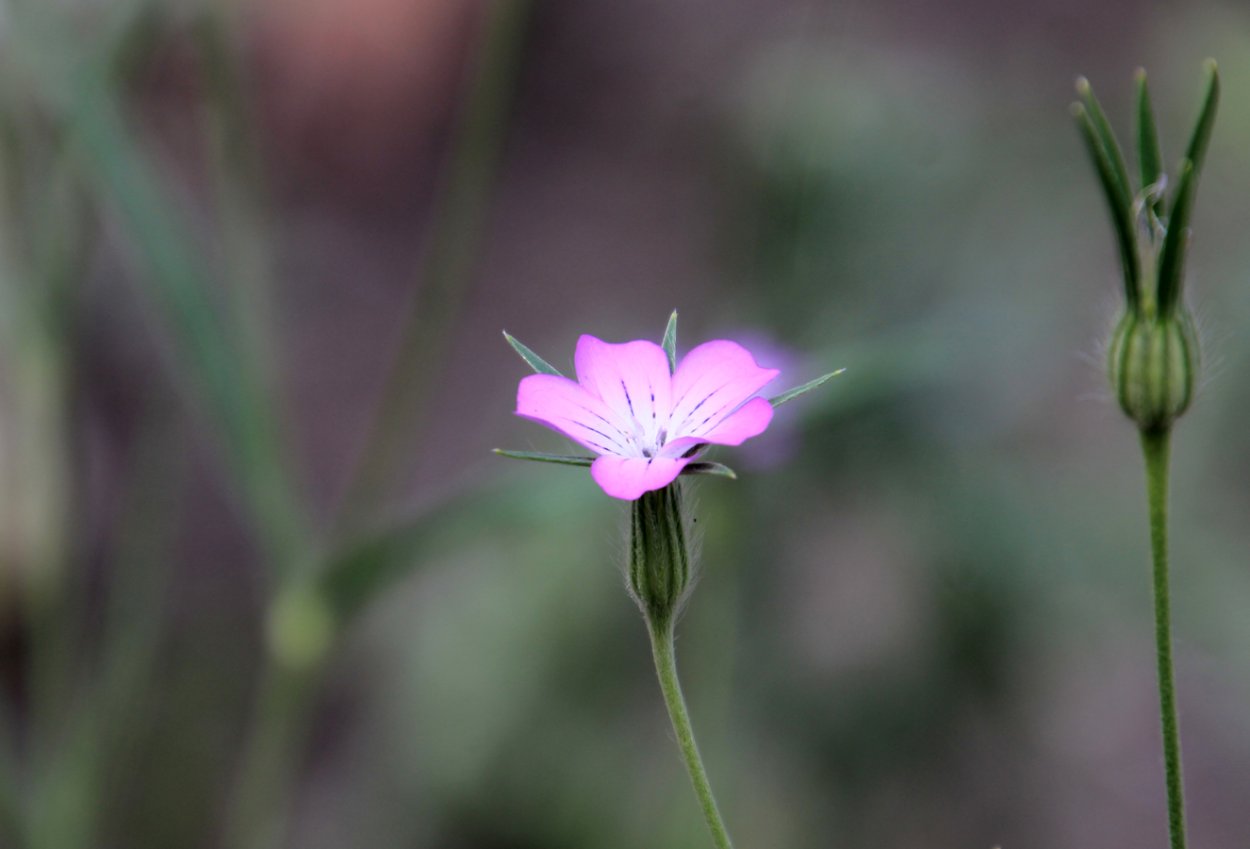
[1140,429,1187,849]
[223,659,321,849]
[334,0,532,533]
[647,622,735,849]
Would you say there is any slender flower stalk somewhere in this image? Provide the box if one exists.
[631,484,733,848]
[500,312,839,846]
[1141,430,1185,849]
[1071,63,1219,849]
[649,616,735,849]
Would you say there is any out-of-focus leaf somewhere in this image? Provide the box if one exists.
[321,476,592,624]
[60,77,310,577]
[0,740,19,848]
[335,0,534,532]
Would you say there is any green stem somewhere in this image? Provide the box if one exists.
[224,659,320,849]
[333,0,532,534]
[1140,429,1187,849]
[647,622,735,849]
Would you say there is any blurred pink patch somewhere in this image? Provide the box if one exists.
[516,334,779,500]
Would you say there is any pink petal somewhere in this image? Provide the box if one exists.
[574,335,673,445]
[516,373,632,455]
[669,340,779,439]
[590,456,688,500]
[699,396,774,445]
[657,397,774,459]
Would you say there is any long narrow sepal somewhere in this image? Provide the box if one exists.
[494,449,738,481]
[1077,79,1136,221]
[1072,101,1140,308]
[1156,159,1197,316]
[1181,60,1219,184]
[1136,68,1165,220]
[769,368,845,407]
[502,331,564,376]
[661,310,678,373]
[493,448,593,466]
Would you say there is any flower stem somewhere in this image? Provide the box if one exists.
[224,659,319,849]
[1140,428,1187,849]
[332,0,532,534]
[647,621,735,849]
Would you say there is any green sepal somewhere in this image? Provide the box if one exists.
[629,484,692,629]
[493,448,593,466]
[1156,159,1196,316]
[1072,101,1140,308]
[661,309,678,372]
[1181,60,1219,184]
[769,368,845,407]
[1108,310,1198,432]
[495,450,736,480]
[681,461,737,480]
[503,331,564,376]
[1076,78,1135,223]
[1135,68,1165,220]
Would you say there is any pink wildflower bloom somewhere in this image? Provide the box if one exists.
[516,334,779,500]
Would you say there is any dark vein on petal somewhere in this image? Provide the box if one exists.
[671,375,746,434]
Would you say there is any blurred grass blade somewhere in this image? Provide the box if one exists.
[661,309,678,372]
[0,768,17,849]
[62,74,310,577]
[321,524,438,623]
[1072,102,1140,307]
[322,478,576,623]
[682,461,736,480]
[503,331,563,376]
[494,448,593,466]
[1156,159,1196,315]
[335,0,534,533]
[769,368,845,407]
[1180,60,1219,187]
[1135,69,1164,219]
[194,6,282,379]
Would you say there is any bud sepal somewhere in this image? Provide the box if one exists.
[628,483,692,630]
[1108,309,1198,435]
[1072,62,1218,435]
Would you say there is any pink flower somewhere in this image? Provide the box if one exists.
[515,334,779,500]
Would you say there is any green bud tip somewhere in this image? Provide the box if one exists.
[267,586,336,672]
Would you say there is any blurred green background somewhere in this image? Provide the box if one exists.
[1,0,1249,847]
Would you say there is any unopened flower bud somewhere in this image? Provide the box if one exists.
[1073,64,1217,436]
[628,484,692,628]
[1107,309,1199,434]
[267,584,335,672]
